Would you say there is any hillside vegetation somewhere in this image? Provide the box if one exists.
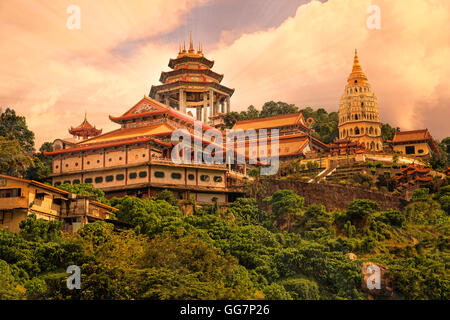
[1,186,448,300]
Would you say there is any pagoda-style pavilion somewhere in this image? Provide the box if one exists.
[149,33,234,124]
[329,138,367,156]
[69,113,102,140]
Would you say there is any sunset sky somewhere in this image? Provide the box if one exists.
[0,0,448,148]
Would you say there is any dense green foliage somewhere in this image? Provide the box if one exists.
[0,186,448,300]
[0,108,52,180]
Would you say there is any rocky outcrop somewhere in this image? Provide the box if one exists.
[361,262,393,298]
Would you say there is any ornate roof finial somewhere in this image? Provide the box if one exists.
[188,32,194,53]
[182,41,186,53]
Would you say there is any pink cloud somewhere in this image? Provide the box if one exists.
[0,0,448,150]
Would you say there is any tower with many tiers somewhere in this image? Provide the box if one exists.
[338,50,383,151]
[149,33,234,124]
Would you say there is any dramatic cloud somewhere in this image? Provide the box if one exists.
[0,0,448,148]
[0,0,208,147]
[211,0,450,139]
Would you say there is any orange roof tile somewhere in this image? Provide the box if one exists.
[77,123,175,145]
[232,113,306,131]
[392,129,431,143]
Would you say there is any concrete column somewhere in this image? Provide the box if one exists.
[226,96,231,113]
[164,94,169,106]
[178,89,185,113]
[196,106,202,121]
[209,89,214,118]
[203,92,208,123]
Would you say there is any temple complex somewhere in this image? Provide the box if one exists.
[40,44,441,205]
[338,50,383,151]
[149,34,234,124]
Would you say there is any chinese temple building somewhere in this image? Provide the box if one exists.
[149,33,234,124]
[392,129,439,158]
[45,96,248,204]
[231,112,329,161]
[69,113,102,141]
[338,50,383,151]
[396,164,433,194]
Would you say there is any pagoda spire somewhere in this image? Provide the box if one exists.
[348,49,367,82]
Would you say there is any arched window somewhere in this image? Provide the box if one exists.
[370,142,375,150]
[355,127,360,135]
[369,127,374,134]
[375,128,378,135]
[361,102,364,107]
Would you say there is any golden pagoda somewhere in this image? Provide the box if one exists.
[338,50,383,151]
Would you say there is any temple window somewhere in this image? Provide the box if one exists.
[375,128,378,135]
[129,172,137,179]
[200,175,210,182]
[214,176,223,182]
[188,174,195,180]
[105,175,114,182]
[97,160,100,163]
[94,177,103,183]
[171,173,182,179]
[116,174,124,181]
[354,80,357,84]
[84,178,93,184]
[154,171,164,178]
[355,127,360,135]
[73,179,80,185]
[55,165,59,169]
[139,171,147,178]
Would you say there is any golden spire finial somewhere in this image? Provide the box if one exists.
[348,49,367,82]
[84,111,87,121]
[183,41,186,52]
